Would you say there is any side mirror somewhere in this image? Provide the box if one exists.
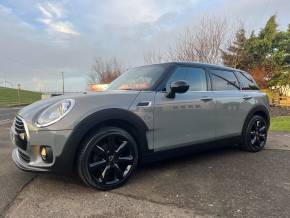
[166,80,189,98]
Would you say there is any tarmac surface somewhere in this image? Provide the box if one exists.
[0,107,290,217]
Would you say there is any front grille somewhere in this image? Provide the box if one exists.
[13,116,28,150]
[15,116,25,134]
[18,149,30,163]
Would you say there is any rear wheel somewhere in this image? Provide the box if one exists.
[240,115,268,152]
[78,127,138,190]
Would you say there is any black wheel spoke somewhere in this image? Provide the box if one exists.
[256,121,260,130]
[89,159,107,170]
[118,155,134,165]
[259,126,266,133]
[244,117,267,152]
[251,136,257,145]
[113,163,124,180]
[93,145,107,158]
[116,141,128,154]
[256,135,260,144]
[101,165,111,184]
[249,118,268,148]
[259,133,266,144]
[85,130,136,188]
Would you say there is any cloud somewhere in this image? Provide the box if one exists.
[0,4,12,14]
[37,2,79,35]
[39,18,80,35]
[213,0,290,32]
[38,4,54,18]
[0,0,289,92]
[45,2,63,18]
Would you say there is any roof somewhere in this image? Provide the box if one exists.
[143,61,247,73]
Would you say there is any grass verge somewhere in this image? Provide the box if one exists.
[0,87,41,107]
[270,116,290,132]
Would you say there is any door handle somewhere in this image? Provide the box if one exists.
[136,101,152,107]
[200,97,213,101]
[243,95,252,100]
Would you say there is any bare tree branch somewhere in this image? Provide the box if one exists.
[88,57,123,85]
[169,16,228,64]
[143,49,166,65]
[144,16,229,65]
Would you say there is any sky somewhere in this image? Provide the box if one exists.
[0,0,289,92]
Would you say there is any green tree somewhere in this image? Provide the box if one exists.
[268,24,290,94]
[223,15,290,89]
[246,15,279,73]
[222,28,248,69]
[259,15,278,41]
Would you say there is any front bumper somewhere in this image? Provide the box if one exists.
[10,116,73,172]
[12,148,49,172]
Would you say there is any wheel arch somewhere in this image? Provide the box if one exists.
[242,105,270,135]
[53,108,150,171]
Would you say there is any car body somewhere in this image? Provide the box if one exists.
[11,62,270,190]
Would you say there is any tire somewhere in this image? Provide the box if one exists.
[77,127,138,190]
[240,115,268,152]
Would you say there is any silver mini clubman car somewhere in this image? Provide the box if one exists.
[11,62,270,190]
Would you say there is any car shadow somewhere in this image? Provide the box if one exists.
[24,144,290,218]
[139,144,240,170]
[39,144,244,188]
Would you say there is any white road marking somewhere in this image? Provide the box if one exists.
[0,113,15,116]
[0,119,10,122]
[273,133,290,138]
[0,107,21,110]
[0,119,12,125]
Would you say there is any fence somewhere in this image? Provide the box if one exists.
[275,96,290,107]
[261,89,290,107]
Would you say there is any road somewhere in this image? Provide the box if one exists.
[0,108,290,217]
[0,108,18,125]
[0,107,35,218]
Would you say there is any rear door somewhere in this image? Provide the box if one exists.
[234,70,261,124]
[153,66,215,151]
[209,69,248,137]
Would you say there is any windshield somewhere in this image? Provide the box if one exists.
[107,65,166,91]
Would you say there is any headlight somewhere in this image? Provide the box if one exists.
[36,99,75,127]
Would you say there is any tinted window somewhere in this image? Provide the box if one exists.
[235,71,259,90]
[166,67,207,91]
[211,70,239,91]
[107,65,165,91]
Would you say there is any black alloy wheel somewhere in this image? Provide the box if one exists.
[78,127,138,190]
[241,115,268,152]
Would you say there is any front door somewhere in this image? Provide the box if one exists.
[153,66,215,151]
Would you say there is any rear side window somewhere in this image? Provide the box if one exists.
[210,69,239,91]
[235,71,259,90]
[166,67,207,91]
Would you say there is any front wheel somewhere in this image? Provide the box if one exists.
[240,115,268,152]
[78,127,138,190]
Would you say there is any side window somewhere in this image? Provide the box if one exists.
[235,71,259,90]
[166,68,186,91]
[166,67,207,91]
[211,70,239,91]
